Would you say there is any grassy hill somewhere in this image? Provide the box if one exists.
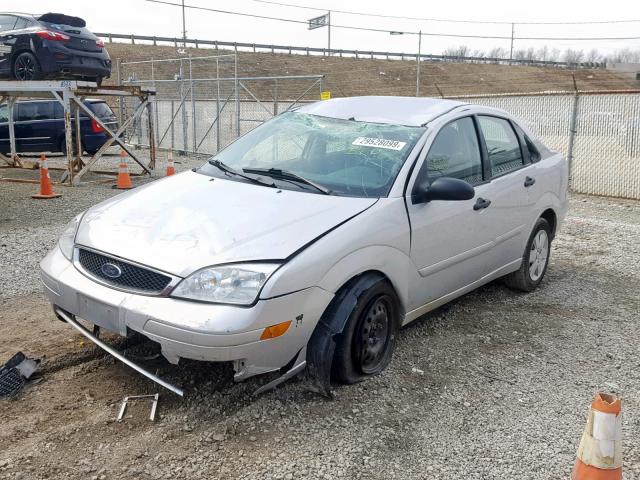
[105,42,640,99]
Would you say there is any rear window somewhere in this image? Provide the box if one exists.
[38,13,86,28]
[89,102,114,118]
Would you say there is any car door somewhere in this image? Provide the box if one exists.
[0,103,9,153]
[475,114,535,270]
[406,115,497,312]
[0,15,18,74]
[15,102,56,153]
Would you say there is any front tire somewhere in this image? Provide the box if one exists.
[332,280,400,384]
[504,218,552,292]
[13,52,41,81]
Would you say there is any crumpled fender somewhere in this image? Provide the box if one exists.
[304,272,386,398]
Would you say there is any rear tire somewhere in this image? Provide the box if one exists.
[13,52,41,81]
[332,280,400,384]
[504,218,552,292]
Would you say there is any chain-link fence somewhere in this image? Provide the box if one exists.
[116,54,323,156]
[450,91,640,199]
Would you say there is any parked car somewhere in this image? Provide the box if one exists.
[40,97,568,395]
[0,12,110,84]
[0,98,118,155]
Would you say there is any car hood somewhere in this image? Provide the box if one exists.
[76,171,377,277]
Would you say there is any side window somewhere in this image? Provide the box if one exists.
[14,18,28,30]
[418,117,483,185]
[513,123,542,162]
[478,116,524,176]
[16,102,53,121]
[0,15,17,32]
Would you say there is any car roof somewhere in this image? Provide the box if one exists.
[295,96,468,127]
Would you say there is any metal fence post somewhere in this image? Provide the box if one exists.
[189,55,196,154]
[151,58,160,148]
[566,75,580,188]
[116,59,124,128]
[216,58,221,152]
[7,98,17,165]
[235,53,240,137]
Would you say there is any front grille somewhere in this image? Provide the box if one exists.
[78,249,172,294]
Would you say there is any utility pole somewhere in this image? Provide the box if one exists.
[416,30,422,97]
[509,23,515,63]
[327,11,331,53]
[181,0,187,46]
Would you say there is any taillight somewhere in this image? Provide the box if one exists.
[91,119,105,133]
[96,39,105,48]
[35,30,70,41]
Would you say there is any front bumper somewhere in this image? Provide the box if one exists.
[39,246,333,380]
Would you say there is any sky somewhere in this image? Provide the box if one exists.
[7,0,640,57]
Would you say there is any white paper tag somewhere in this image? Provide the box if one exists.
[352,137,407,151]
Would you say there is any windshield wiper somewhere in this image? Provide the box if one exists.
[242,167,332,195]
[208,159,276,188]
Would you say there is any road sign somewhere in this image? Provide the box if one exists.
[308,14,329,30]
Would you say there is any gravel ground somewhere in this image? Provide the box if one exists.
[0,167,639,479]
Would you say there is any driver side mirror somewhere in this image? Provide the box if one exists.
[412,177,475,204]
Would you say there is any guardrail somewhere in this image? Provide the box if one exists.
[95,32,605,70]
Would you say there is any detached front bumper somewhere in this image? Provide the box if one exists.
[39,246,333,380]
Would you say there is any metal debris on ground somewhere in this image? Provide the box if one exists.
[117,394,160,422]
[0,352,40,398]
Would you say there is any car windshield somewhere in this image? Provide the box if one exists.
[198,112,425,197]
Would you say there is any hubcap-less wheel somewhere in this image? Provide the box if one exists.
[529,230,549,281]
[14,55,36,81]
[356,296,392,374]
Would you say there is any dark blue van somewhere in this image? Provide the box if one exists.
[0,99,118,156]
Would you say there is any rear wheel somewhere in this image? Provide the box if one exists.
[504,218,552,292]
[13,52,41,81]
[332,280,399,384]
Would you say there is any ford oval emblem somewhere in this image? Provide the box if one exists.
[101,262,122,279]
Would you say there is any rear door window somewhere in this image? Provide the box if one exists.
[89,102,115,118]
[13,18,29,30]
[478,116,525,177]
[16,102,54,121]
[0,15,17,32]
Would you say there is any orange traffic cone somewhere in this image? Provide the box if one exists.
[115,150,133,190]
[166,150,175,176]
[572,392,622,480]
[32,153,62,199]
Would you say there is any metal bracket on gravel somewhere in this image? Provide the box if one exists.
[117,394,159,422]
[54,308,184,397]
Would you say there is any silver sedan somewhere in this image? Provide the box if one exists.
[40,96,568,395]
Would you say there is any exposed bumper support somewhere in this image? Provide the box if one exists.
[55,308,184,397]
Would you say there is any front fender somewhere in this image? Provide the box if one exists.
[315,245,415,314]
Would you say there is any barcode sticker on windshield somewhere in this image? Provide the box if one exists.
[352,137,407,151]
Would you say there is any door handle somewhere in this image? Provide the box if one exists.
[473,197,492,211]
[524,176,536,187]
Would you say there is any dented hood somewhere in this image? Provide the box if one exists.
[76,171,376,277]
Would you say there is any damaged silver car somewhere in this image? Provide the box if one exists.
[40,96,568,395]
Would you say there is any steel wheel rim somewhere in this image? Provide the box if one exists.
[356,295,392,374]
[529,230,549,282]
[15,56,35,80]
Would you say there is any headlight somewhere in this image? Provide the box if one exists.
[171,263,280,305]
[58,214,82,260]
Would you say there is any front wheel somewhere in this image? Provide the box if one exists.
[504,218,552,292]
[332,280,400,384]
[13,52,41,81]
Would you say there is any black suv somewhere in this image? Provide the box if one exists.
[0,12,111,84]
